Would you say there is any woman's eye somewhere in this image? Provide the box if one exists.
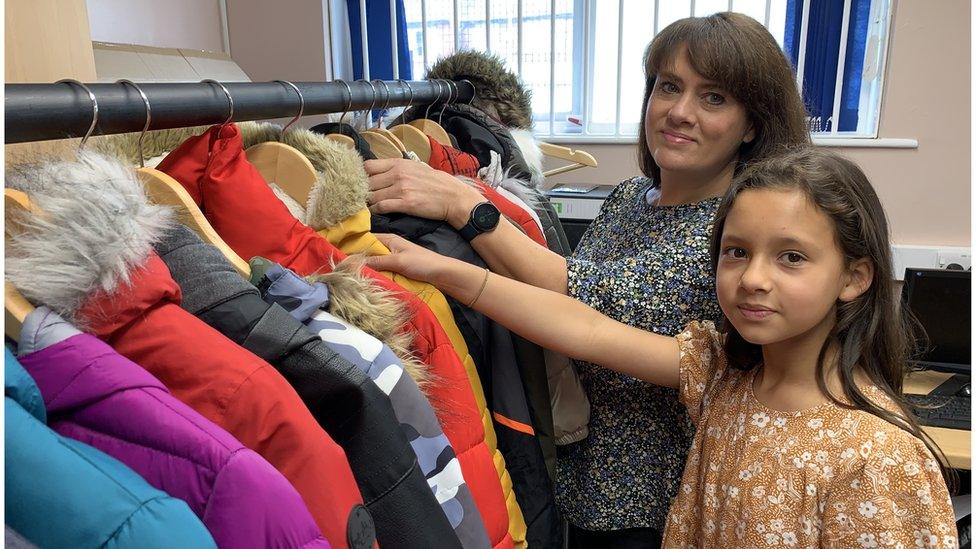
[704,92,726,105]
[658,81,679,94]
[781,252,806,265]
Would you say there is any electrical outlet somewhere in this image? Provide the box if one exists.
[890,245,971,280]
[938,249,972,271]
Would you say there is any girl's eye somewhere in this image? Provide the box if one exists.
[781,252,806,265]
[723,247,747,259]
[704,92,726,105]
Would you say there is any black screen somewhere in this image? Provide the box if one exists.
[902,269,971,373]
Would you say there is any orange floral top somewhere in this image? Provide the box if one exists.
[664,321,958,548]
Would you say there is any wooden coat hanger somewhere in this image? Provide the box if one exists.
[243,81,318,205]
[406,79,452,146]
[353,80,403,159]
[139,169,251,277]
[387,80,432,162]
[5,189,37,341]
[362,80,408,155]
[324,80,360,150]
[123,79,251,278]
[389,124,432,162]
[538,142,599,177]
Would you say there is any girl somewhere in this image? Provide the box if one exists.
[365,13,810,545]
[365,146,958,547]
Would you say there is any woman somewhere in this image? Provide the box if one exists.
[365,12,810,547]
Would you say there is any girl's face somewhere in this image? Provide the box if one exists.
[715,188,868,348]
[645,47,755,180]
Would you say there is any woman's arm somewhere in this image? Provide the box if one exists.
[365,158,570,293]
[365,234,681,388]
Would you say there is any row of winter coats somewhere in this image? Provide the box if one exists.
[5,81,583,548]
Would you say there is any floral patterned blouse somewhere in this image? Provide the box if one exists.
[558,176,724,531]
[665,321,957,548]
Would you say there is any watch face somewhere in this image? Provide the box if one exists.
[472,202,501,231]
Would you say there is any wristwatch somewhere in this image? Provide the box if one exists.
[458,202,501,242]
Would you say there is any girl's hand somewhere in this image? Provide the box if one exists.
[365,233,455,284]
[365,158,485,229]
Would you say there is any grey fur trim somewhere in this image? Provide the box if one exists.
[426,50,533,130]
[236,121,368,229]
[308,256,431,388]
[5,152,174,327]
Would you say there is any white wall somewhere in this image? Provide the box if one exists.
[86,0,226,52]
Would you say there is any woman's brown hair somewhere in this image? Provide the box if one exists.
[637,12,811,183]
[709,146,958,492]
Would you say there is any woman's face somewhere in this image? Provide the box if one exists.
[645,47,755,179]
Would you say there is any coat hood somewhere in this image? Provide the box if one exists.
[235,121,370,229]
[18,307,165,413]
[252,257,429,388]
[426,50,533,130]
[5,152,175,328]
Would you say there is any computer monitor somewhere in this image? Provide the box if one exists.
[901,268,971,374]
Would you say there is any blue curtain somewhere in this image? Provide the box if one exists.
[784,0,871,132]
[347,0,414,81]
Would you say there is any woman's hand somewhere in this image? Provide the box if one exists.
[365,158,485,229]
[365,233,457,284]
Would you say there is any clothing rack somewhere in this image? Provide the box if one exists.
[5,79,474,144]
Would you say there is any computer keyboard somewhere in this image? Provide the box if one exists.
[906,393,971,430]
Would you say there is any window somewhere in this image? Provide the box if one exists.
[377,0,892,141]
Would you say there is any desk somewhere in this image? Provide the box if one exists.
[904,370,971,470]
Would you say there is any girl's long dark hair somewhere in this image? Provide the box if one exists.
[709,146,957,492]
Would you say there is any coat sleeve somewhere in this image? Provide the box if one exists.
[206,448,331,548]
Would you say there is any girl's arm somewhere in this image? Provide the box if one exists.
[365,233,681,389]
[365,158,570,293]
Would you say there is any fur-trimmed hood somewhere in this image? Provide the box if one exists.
[234,122,369,229]
[5,152,174,327]
[426,50,533,130]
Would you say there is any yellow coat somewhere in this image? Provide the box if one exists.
[322,208,528,548]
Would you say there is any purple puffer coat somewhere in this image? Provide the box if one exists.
[16,307,331,549]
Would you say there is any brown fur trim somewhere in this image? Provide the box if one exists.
[426,50,534,129]
[89,126,210,166]
[306,256,432,389]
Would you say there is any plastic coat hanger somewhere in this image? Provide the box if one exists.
[127,79,251,277]
[244,80,319,205]
[324,81,358,150]
[388,80,432,162]
[407,79,453,146]
[538,143,599,177]
[356,80,402,159]
[362,79,407,154]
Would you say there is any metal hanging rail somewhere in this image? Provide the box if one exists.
[4,79,474,144]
